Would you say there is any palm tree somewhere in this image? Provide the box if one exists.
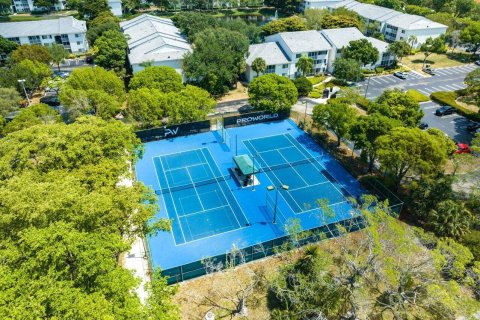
[427,200,473,239]
[408,35,417,54]
[251,57,266,78]
[296,54,314,77]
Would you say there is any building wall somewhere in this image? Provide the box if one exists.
[108,0,123,17]
[7,32,88,53]
[12,0,65,12]
[396,27,448,48]
[301,0,344,11]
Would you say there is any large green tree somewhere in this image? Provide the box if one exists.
[248,74,298,113]
[165,85,216,124]
[183,28,249,95]
[0,117,177,318]
[350,113,402,172]
[0,87,22,117]
[33,0,57,11]
[261,16,307,37]
[387,40,411,63]
[303,8,329,30]
[93,29,128,74]
[129,66,183,93]
[460,22,480,55]
[60,67,125,120]
[369,89,424,127]
[332,58,363,82]
[376,127,451,188]
[3,59,52,92]
[420,36,447,67]
[172,12,219,41]
[86,12,120,45]
[127,88,167,127]
[3,103,61,134]
[49,44,69,71]
[312,100,357,146]
[342,39,379,66]
[427,200,475,239]
[11,44,52,64]
[66,0,109,19]
[0,36,18,57]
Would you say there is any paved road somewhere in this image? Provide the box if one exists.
[420,101,475,144]
[359,64,479,100]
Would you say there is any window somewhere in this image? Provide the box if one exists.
[282,64,288,69]
[28,36,41,44]
[75,34,81,38]
[282,73,287,77]
[401,30,405,34]
[296,53,301,58]
[7,37,20,44]
[42,35,49,39]
[318,50,327,55]
[266,65,276,73]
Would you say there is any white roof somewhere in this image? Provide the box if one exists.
[269,30,332,53]
[246,42,290,66]
[0,16,86,38]
[386,14,447,30]
[320,27,389,53]
[327,0,446,30]
[120,14,191,65]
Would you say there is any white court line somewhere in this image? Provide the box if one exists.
[185,165,205,211]
[201,148,249,227]
[276,149,309,186]
[289,180,330,192]
[294,200,349,215]
[178,204,230,219]
[154,156,187,245]
[244,138,301,213]
[283,133,357,201]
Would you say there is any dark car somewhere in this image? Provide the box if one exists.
[422,68,435,75]
[475,60,480,66]
[467,122,480,132]
[419,122,429,129]
[393,72,408,79]
[40,95,61,106]
[435,105,456,116]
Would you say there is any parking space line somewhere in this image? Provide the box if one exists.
[418,89,430,95]
[438,86,452,91]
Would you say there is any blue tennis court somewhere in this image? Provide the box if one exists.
[153,148,248,245]
[244,134,350,214]
[136,119,367,277]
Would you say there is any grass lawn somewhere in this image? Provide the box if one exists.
[216,82,248,102]
[0,10,77,22]
[401,52,469,72]
[406,89,430,103]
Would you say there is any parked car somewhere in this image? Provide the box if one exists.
[455,143,472,154]
[52,71,70,79]
[40,95,61,106]
[422,68,435,75]
[467,122,480,132]
[393,72,408,79]
[435,105,456,116]
[419,122,429,129]
[475,60,480,66]
[86,54,94,64]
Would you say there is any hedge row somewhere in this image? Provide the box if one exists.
[430,91,480,122]
[406,89,430,103]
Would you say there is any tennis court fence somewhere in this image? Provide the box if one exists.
[135,120,211,142]
[157,215,365,285]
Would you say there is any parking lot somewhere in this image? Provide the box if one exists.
[359,64,479,99]
[420,101,474,144]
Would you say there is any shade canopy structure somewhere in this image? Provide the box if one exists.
[233,155,259,175]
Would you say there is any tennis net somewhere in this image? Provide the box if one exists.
[156,175,232,195]
[258,156,322,173]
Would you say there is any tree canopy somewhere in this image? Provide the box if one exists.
[0,36,18,57]
[11,44,52,64]
[86,12,120,45]
[369,89,424,127]
[0,59,52,92]
[183,28,249,95]
[312,100,357,146]
[2,103,61,134]
[332,58,363,82]
[387,40,410,62]
[129,66,183,93]
[296,55,314,76]
[251,57,266,78]
[262,16,307,36]
[0,87,22,117]
[49,44,69,71]
[420,36,447,67]
[248,74,298,113]
[66,0,109,19]
[93,29,128,74]
[461,21,480,54]
[0,116,177,318]
[342,39,379,66]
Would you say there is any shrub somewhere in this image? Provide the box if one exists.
[375,67,384,73]
[430,91,480,122]
[355,96,370,110]
[294,76,313,97]
[407,89,430,103]
[307,75,326,85]
[309,91,322,99]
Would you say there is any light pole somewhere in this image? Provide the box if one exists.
[364,76,371,98]
[17,79,31,106]
[267,184,289,224]
[251,154,256,191]
[301,100,308,122]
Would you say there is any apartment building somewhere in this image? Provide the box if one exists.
[11,0,65,12]
[0,16,88,53]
